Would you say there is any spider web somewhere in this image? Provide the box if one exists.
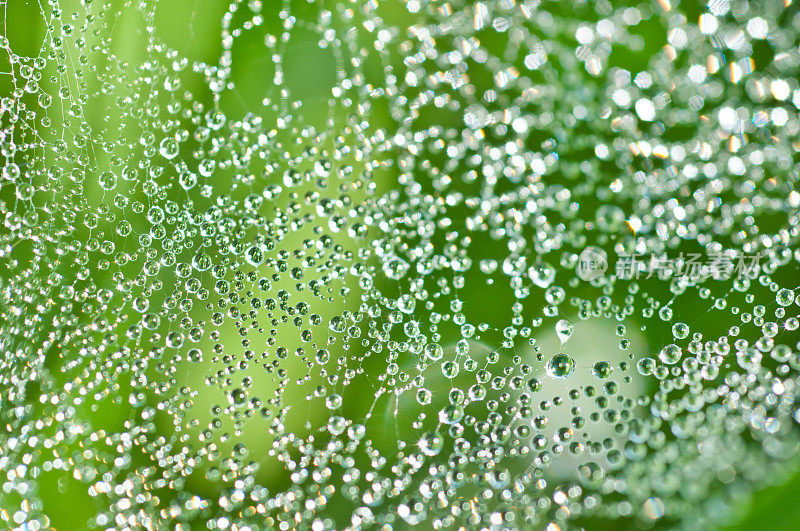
[1,0,800,529]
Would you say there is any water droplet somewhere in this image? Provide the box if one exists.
[555,319,574,343]
[546,353,576,378]
[672,322,690,339]
[592,361,613,379]
[658,344,682,365]
[776,288,795,307]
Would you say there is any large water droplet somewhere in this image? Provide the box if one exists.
[555,319,574,343]
[546,353,576,378]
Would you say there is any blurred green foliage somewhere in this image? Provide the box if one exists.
[2,0,800,529]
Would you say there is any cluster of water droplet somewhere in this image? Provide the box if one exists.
[1,0,800,529]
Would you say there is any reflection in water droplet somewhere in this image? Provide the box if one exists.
[555,319,574,343]
[659,344,682,365]
[546,353,576,378]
